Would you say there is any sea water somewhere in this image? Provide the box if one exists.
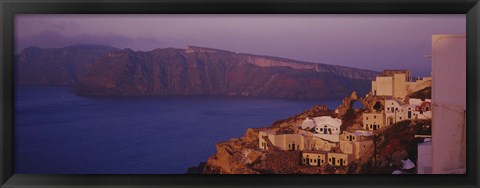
[14,86,351,174]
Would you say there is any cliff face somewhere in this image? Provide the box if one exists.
[75,46,378,99]
[15,45,378,99]
[15,45,118,86]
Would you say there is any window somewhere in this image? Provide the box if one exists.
[374,115,376,119]
[314,159,317,162]
[310,159,313,162]
[387,107,390,110]
[366,117,368,120]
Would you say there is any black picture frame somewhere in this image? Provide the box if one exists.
[1,0,479,187]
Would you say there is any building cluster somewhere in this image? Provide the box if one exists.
[256,35,466,174]
[363,70,432,131]
[371,70,431,101]
[363,97,432,131]
[258,69,432,168]
[259,116,374,167]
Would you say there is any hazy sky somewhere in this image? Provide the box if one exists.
[15,14,466,77]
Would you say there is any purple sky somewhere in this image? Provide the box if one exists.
[15,14,465,77]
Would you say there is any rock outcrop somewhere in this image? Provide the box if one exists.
[361,93,385,112]
[335,91,360,117]
[404,87,432,103]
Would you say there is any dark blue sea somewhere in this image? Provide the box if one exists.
[14,86,348,174]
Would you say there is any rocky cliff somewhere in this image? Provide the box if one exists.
[15,45,119,86]
[74,46,378,99]
[16,45,378,99]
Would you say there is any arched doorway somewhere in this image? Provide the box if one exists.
[388,116,394,125]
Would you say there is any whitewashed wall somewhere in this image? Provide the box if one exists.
[431,34,466,174]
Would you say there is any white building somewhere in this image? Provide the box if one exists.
[327,152,352,166]
[339,130,374,159]
[385,99,406,126]
[384,98,432,126]
[302,152,327,167]
[298,116,342,143]
[409,98,432,120]
[417,138,432,174]
[431,34,466,174]
[258,129,338,152]
[362,112,385,131]
[371,70,431,101]
[300,117,315,129]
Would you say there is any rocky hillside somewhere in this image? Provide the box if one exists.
[199,105,339,174]
[74,46,378,99]
[15,45,119,86]
[352,119,431,174]
[193,97,431,174]
[406,87,431,99]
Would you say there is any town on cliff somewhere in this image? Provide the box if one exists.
[188,69,433,174]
